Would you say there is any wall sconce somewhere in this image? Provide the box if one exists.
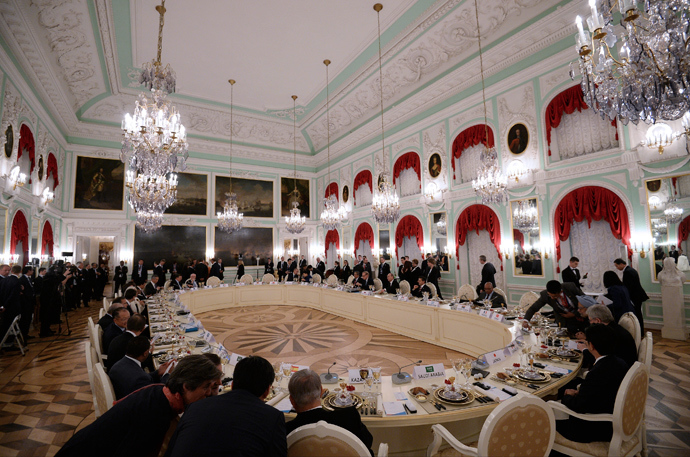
[643,122,679,154]
[41,187,54,205]
[501,243,512,259]
[9,253,19,265]
[630,237,652,258]
[506,160,526,182]
[424,182,440,201]
[8,165,26,190]
[442,245,453,259]
[81,253,87,261]
[206,249,215,260]
[40,255,50,263]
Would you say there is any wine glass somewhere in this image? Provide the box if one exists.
[451,358,462,380]
[364,374,374,399]
[282,363,293,385]
[371,366,381,390]
[462,359,473,387]
[273,362,284,392]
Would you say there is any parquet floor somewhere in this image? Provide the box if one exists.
[0,301,688,456]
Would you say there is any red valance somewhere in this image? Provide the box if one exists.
[392,152,421,187]
[678,215,690,244]
[325,182,339,201]
[18,124,36,178]
[325,229,340,261]
[451,125,494,179]
[42,221,54,257]
[545,85,617,156]
[10,211,29,259]
[353,170,373,204]
[354,222,374,256]
[513,229,525,250]
[47,153,60,188]
[455,204,502,270]
[394,215,424,258]
[554,186,631,272]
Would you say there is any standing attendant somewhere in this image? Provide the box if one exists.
[209,258,224,281]
[265,258,275,276]
[315,257,325,277]
[0,265,23,347]
[425,258,442,299]
[131,259,147,284]
[299,255,307,269]
[18,266,34,340]
[113,261,128,296]
[613,259,648,333]
[377,256,390,288]
[476,255,496,295]
[194,259,208,285]
[235,260,245,283]
[333,261,342,281]
[341,260,352,282]
[562,256,585,287]
[277,257,288,281]
[154,259,167,283]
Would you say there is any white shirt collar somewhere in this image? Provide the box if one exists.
[125,355,142,367]
[594,355,607,365]
[126,330,137,337]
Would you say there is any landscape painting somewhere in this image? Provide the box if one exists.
[280,177,310,218]
[214,226,273,266]
[167,172,208,215]
[134,225,206,268]
[74,156,125,210]
[215,176,273,218]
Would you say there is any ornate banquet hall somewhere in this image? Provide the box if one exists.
[0,0,689,456]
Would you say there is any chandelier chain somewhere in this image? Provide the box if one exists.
[474,0,490,141]
[155,0,166,64]
[325,60,331,186]
[376,4,386,175]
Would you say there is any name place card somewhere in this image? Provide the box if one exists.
[285,281,294,285]
[348,368,369,384]
[361,290,373,296]
[313,283,320,287]
[491,313,505,322]
[254,281,262,285]
[478,309,493,318]
[236,283,245,286]
[457,304,473,312]
[412,363,446,380]
[270,281,279,285]
[336,286,344,291]
[427,300,440,307]
[229,353,246,365]
[397,295,409,301]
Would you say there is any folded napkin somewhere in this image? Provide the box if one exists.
[483,387,513,402]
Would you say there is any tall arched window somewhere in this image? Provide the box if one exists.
[451,125,494,183]
[353,170,373,207]
[354,222,374,258]
[394,215,423,262]
[392,152,421,197]
[17,124,35,181]
[10,210,29,265]
[455,204,503,290]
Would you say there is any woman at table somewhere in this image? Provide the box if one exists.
[333,261,342,280]
[341,260,352,282]
[301,269,312,283]
[235,260,245,283]
[602,270,635,322]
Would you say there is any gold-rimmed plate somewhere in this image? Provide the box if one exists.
[432,387,475,405]
[547,348,581,360]
[514,369,551,383]
[322,393,365,411]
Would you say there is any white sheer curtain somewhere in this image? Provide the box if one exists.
[355,185,372,207]
[357,240,372,260]
[551,109,618,161]
[567,220,626,293]
[677,175,690,198]
[399,236,422,264]
[397,168,420,197]
[326,243,337,269]
[454,143,484,183]
[467,230,504,291]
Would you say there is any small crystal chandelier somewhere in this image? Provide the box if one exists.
[513,200,539,234]
[121,0,187,232]
[470,0,507,205]
[217,80,244,234]
[665,198,684,224]
[285,95,306,234]
[652,218,668,235]
[371,3,400,224]
[436,213,447,236]
[319,59,341,231]
[573,0,690,125]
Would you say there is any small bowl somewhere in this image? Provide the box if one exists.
[415,394,428,403]
[506,380,516,386]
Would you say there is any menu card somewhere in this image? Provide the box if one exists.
[382,401,406,416]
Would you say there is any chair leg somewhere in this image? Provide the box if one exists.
[426,429,443,457]
[641,422,648,457]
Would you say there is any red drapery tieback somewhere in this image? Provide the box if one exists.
[17,124,36,180]
[451,125,494,179]
[394,215,424,258]
[513,229,525,250]
[554,186,632,272]
[10,211,29,257]
[455,204,502,270]
[392,152,421,187]
[353,170,372,204]
[354,223,374,256]
[47,153,60,188]
[42,221,54,257]
[325,182,339,201]
[545,85,617,156]
[678,215,690,244]
[325,229,340,261]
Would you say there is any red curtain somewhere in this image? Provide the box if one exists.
[353,170,372,204]
[554,186,631,272]
[678,215,690,243]
[325,230,340,261]
[17,124,36,179]
[545,85,617,156]
[354,223,374,256]
[47,153,60,188]
[392,152,421,187]
[451,125,494,179]
[394,215,424,258]
[325,182,339,201]
[10,211,29,262]
[513,229,525,250]
[455,204,502,270]
[42,221,54,257]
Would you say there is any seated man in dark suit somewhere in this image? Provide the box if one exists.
[524,280,584,332]
[382,273,400,294]
[351,270,361,285]
[108,335,172,399]
[556,324,629,443]
[102,308,130,353]
[165,356,287,457]
[473,282,507,308]
[287,369,373,456]
[355,271,374,290]
[106,314,147,369]
[171,273,183,290]
[580,304,638,369]
[56,355,221,457]
[411,276,431,298]
[144,275,160,297]
[286,268,299,282]
[97,299,125,332]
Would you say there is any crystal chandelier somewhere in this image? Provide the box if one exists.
[513,200,539,234]
[217,80,244,234]
[121,0,187,232]
[664,197,684,224]
[320,59,341,231]
[436,213,447,236]
[652,218,668,235]
[573,0,690,125]
[371,3,400,224]
[470,0,507,205]
[285,95,306,234]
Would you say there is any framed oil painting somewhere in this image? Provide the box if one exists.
[428,153,442,178]
[215,176,273,218]
[342,185,350,204]
[168,172,208,215]
[74,156,125,210]
[280,177,310,218]
[214,226,273,266]
[134,225,206,268]
[507,123,529,155]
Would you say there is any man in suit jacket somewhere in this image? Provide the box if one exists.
[355,271,374,290]
[102,308,130,353]
[362,257,372,274]
[165,356,287,457]
[171,274,183,290]
[194,260,208,284]
[668,245,680,263]
[383,273,400,294]
[108,335,172,399]
[582,304,638,368]
[265,258,276,276]
[299,255,307,269]
[286,267,299,282]
[425,258,443,299]
[315,257,325,277]
[411,276,432,298]
[524,280,584,331]
[277,257,288,281]
[353,256,364,274]
[476,255,496,295]
[474,282,507,308]
[408,259,423,286]
[398,256,407,278]
[154,259,166,283]
[557,324,629,443]
[144,276,160,297]
[377,257,391,288]
[614,259,648,333]
[56,355,221,457]
[287,369,373,456]
[421,253,432,274]
[106,314,147,369]
[18,266,34,339]
[209,258,224,280]
[562,256,585,287]
[0,265,23,345]
[113,261,128,296]
[131,259,147,283]
[98,300,125,332]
